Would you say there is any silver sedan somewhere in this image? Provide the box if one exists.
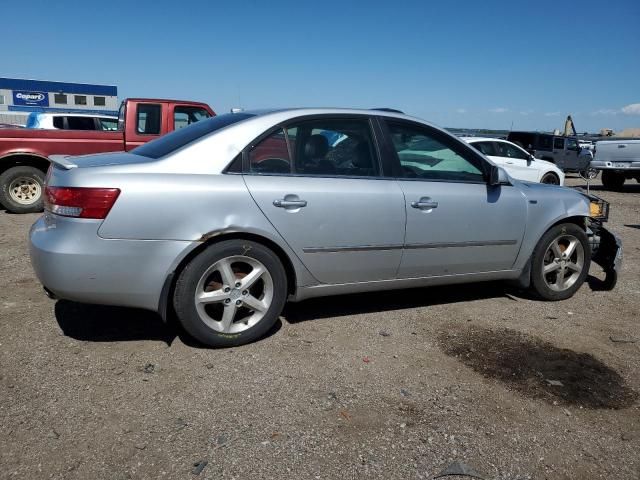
[30,108,622,346]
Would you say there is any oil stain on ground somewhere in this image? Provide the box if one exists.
[439,327,637,409]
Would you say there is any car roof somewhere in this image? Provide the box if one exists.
[125,98,209,106]
[237,107,433,125]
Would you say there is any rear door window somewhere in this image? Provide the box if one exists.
[136,104,162,135]
[67,116,97,130]
[471,141,497,156]
[99,118,118,131]
[495,142,529,160]
[52,117,64,129]
[174,106,211,130]
[287,118,380,177]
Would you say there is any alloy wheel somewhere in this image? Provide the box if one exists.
[542,234,585,292]
[194,255,274,334]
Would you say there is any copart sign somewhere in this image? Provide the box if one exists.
[13,91,49,107]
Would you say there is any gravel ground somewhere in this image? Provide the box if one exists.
[1,176,638,480]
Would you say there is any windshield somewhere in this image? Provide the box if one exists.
[133,112,255,159]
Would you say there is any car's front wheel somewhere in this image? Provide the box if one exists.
[530,223,590,301]
[540,172,560,185]
[173,240,288,347]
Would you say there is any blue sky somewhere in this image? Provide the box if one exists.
[4,0,639,131]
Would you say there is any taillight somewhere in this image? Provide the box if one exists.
[44,186,120,219]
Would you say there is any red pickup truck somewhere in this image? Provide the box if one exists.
[0,98,215,213]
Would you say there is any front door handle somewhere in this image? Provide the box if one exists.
[273,199,307,208]
[411,197,438,210]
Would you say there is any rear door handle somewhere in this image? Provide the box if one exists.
[506,161,515,164]
[273,199,307,208]
[411,197,438,210]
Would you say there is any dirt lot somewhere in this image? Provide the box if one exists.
[1,177,638,480]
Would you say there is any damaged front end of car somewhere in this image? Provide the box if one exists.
[584,194,623,290]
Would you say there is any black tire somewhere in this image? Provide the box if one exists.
[601,170,625,191]
[540,172,560,185]
[173,240,287,347]
[0,166,46,213]
[530,223,591,301]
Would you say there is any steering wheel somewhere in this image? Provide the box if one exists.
[254,158,290,173]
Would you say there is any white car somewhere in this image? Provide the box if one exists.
[464,137,565,185]
[25,112,118,131]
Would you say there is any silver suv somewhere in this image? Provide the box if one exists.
[30,109,622,347]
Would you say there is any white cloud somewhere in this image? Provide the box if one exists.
[544,112,561,117]
[456,108,467,114]
[622,103,640,115]
[489,107,508,113]
[520,110,533,116]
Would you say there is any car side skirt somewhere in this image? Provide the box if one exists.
[290,269,521,302]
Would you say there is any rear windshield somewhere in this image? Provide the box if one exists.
[133,112,255,159]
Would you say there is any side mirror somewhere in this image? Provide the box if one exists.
[488,165,510,186]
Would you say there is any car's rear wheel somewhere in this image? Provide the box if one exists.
[530,223,590,301]
[173,240,287,347]
[0,166,45,213]
[540,172,560,185]
[601,170,625,190]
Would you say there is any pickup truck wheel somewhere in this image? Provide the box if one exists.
[173,240,287,347]
[601,170,625,190]
[0,166,45,213]
[530,223,590,301]
[540,172,560,185]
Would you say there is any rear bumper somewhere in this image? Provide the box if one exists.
[591,160,640,171]
[29,214,193,311]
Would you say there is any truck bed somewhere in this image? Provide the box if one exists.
[0,128,125,157]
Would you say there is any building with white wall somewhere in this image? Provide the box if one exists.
[0,77,118,126]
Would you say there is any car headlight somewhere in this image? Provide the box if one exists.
[589,198,609,221]
[590,201,603,217]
